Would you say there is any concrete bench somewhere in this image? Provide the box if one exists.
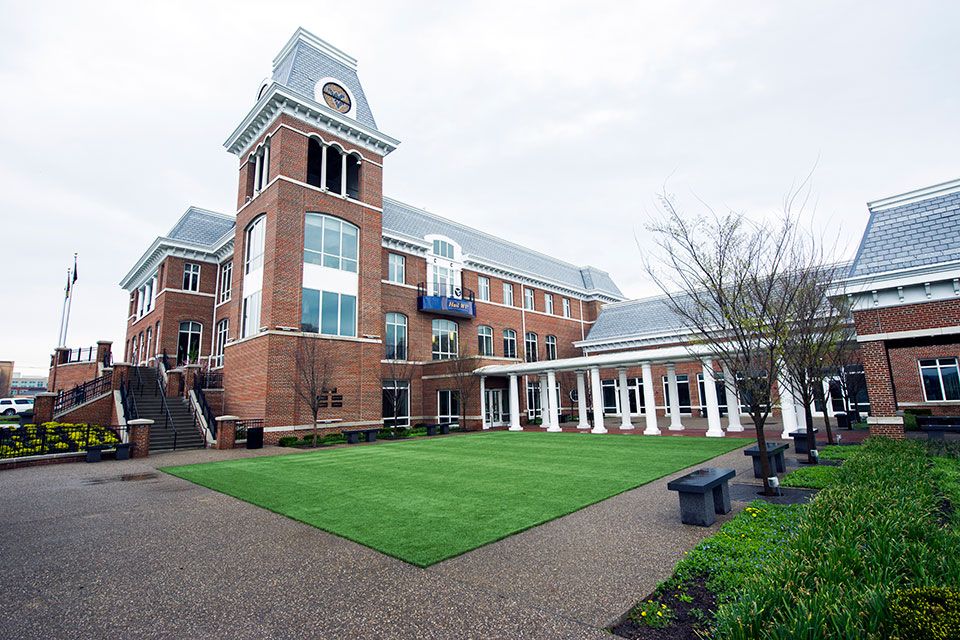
[343,428,379,445]
[789,429,819,454]
[666,468,736,526]
[425,423,452,437]
[916,416,960,440]
[743,442,789,478]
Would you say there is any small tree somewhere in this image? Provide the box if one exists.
[291,337,333,447]
[830,330,866,422]
[383,357,416,436]
[447,336,479,429]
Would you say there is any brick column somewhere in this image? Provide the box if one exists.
[182,365,202,398]
[860,339,904,439]
[33,392,57,424]
[166,370,184,398]
[127,418,153,458]
[215,415,239,450]
[111,363,130,391]
[96,341,113,366]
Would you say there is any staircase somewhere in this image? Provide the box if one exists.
[129,366,205,451]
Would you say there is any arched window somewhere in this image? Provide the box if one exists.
[346,152,361,199]
[478,325,494,356]
[145,327,153,363]
[307,138,324,188]
[242,215,266,339]
[302,214,360,338]
[213,319,229,368]
[503,329,517,359]
[177,321,202,365]
[245,215,266,275]
[545,335,558,361]
[432,319,458,360]
[385,313,407,360]
[325,145,343,193]
[525,332,538,362]
[251,138,271,195]
[304,213,358,272]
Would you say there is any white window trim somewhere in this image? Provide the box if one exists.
[919,358,960,402]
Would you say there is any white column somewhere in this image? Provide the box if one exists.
[703,359,724,437]
[340,152,348,196]
[538,374,550,428]
[778,369,798,439]
[722,362,744,432]
[795,396,808,431]
[576,371,590,429]
[641,362,660,435]
[666,363,684,431]
[320,144,328,189]
[617,368,634,430]
[590,366,606,434]
[546,370,561,432]
[508,374,522,431]
[253,153,262,193]
[480,376,488,429]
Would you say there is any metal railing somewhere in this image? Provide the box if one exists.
[193,376,217,439]
[53,373,112,415]
[119,379,139,422]
[416,282,476,301]
[0,423,128,460]
[154,375,173,432]
[234,419,263,441]
[65,346,97,363]
[198,371,223,389]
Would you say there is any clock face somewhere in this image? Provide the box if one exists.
[321,82,352,113]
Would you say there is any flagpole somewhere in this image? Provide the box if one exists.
[57,268,69,347]
[63,254,77,347]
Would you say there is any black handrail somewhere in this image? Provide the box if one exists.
[192,375,216,438]
[155,375,173,431]
[120,379,139,421]
[53,373,112,415]
[416,282,475,301]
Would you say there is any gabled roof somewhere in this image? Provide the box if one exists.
[382,198,624,298]
[850,178,960,278]
[167,207,235,247]
[582,295,687,344]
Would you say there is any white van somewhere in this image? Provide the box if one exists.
[0,398,33,415]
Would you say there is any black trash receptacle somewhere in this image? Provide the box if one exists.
[18,411,34,427]
[246,426,264,449]
[835,412,849,430]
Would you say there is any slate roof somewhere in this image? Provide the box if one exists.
[584,295,688,343]
[850,183,960,278]
[382,198,623,298]
[271,30,378,131]
[167,208,235,247]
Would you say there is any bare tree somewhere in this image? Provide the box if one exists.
[291,337,333,447]
[830,330,866,422]
[383,357,416,435]
[645,188,809,495]
[447,337,479,430]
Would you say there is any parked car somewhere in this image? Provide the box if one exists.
[0,398,34,415]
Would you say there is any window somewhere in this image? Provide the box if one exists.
[524,288,535,311]
[245,216,265,274]
[242,216,265,339]
[382,380,410,428]
[526,380,542,419]
[177,321,202,366]
[438,389,460,425]
[545,294,554,315]
[602,378,644,414]
[478,276,490,301]
[307,139,362,198]
[432,319,458,360]
[562,298,571,318]
[503,283,514,306]
[433,239,455,260]
[697,372,729,412]
[503,329,517,358]
[301,288,357,337]
[545,335,557,360]
[431,263,453,297]
[478,325,494,356]
[145,327,153,362]
[304,214,358,272]
[385,313,407,360]
[345,153,361,199]
[242,291,261,338]
[251,139,270,194]
[920,358,960,401]
[213,319,228,368]
[325,145,343,193]
[218,262,232,303]
[387,254,405,284]
[182,263,200,292]
[306,138,324,188]
[662,374,693,415]
[525,332,538,362]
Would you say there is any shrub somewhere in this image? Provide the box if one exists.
[277,436,298,447]
[888,587,960,640]
[817,444,859,461]
[780,464,841,489]
[927,440,960,460]
[299,435,317,446]
[321,433,346,445]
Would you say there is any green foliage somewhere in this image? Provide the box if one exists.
[780,464,841,489]
[628,600,674,628]
[321,433,346,445]
[277,436,298,447]
[888,587,960,640]
[0,422,119,458]
[713,438,960,639]
[927,440,960,460]
[817,444,859,461]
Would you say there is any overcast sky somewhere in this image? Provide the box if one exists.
[2,1,958,375]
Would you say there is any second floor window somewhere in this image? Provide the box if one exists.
[183,263,200,292]
[503,329,517,359]
[245,216,265,274]
[478,325,493,356]
[388,253,405,284]
[920,358,960,401]
[432,319,458,360]
[478,276,490,301]
[545,294,554,315]
[301,288,357,337]
[562,298,571,318]
[525,332,538,362]
[218,262,232,303]
[433,239,455,259]
[503,283,514,306]
[546,335,557,360]
[524,288,535,311]
[305,213,359,272]
[385,312,407,360]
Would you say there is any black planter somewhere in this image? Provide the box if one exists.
[439,423,451,435]
[115,442,132,461]
[85,446,105,463]
[426,424,439,436]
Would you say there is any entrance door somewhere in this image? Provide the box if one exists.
[177,321,202,365]
[486,389,507,425]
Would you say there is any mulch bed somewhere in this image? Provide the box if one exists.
[611,575,716,640]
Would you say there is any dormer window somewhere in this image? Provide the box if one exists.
[433,240,455,260]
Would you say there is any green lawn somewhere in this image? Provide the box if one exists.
[162,431,750,566]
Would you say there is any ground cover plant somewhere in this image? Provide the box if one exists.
[779,464,841,489]
[163,431,749,567]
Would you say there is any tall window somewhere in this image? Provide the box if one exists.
[525,332,538,362]
[182,263,200,292]
[145,327,153,362]
[438,389,460,425]
[503,329,517,358]
[307,138,324,188]
[524,288,535,311]
[345,153,361,199]
[545,294,554,315]
[177,321,202,366]
[545,335,557,360]
[213,319,228,368]
[503,283,514,306]
[432,264,453,297]
[242,216,265,339]
[562,298,571,318]
[920,358,960,401]
[382,380,410,427]
[251,139,270,194]
[385,313,407,360]
[325,145,343,193]
[433,239,455,259]
[218,261,232,303]
[304,214,358,272]
[478,325,494,356]
[301,289,356,337]
[432,319,459,360]
[387,253,405,284]
[478,276,490,301]
[245,216,265,274]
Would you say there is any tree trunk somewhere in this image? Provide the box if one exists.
[312,411,319,447]
[816,384,835,445]
[753,418,775,496]
[804,401,818,464]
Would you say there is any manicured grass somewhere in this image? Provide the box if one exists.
[780,464,841,489]
[162,431,749,566]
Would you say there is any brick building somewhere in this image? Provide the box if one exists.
[119,28,623,441]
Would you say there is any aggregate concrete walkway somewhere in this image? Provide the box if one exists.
[0,437,760,639]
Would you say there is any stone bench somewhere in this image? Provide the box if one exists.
[743,442,789,478]
[916,416,960,440]
[789,429,819,454]
[343,428,379,445]
[666,468,736,526]
[425,423,452,437]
